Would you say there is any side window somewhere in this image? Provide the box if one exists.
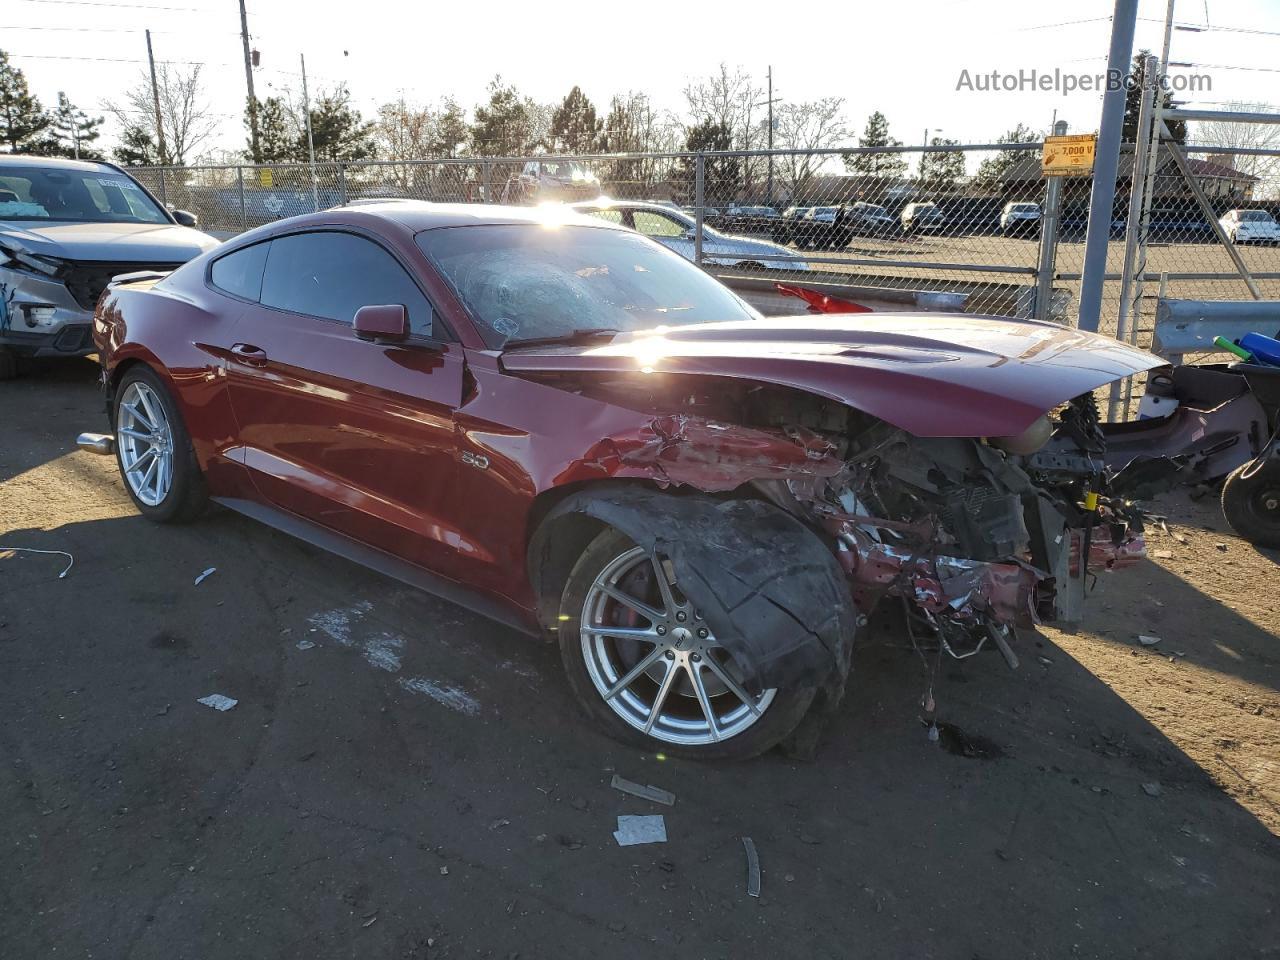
[260,232,434,336]
[632,211,685,238]
[210,241,271,302]
[582,208,624,225]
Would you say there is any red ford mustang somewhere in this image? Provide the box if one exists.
[86,202,1161,760]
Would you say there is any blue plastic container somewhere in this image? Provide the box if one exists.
[1239,332,1280,368]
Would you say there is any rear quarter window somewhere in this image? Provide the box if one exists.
[210,241,271,301]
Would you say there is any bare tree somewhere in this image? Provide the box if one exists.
[103,63,218,165]
[683,64,764,190]
[773,97,849,196]
[1195,102,1280,197]
[375,97,469,195]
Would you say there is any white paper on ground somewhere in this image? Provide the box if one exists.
[197,694,238,711]
[613,814,667,846]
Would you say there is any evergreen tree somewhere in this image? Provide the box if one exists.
[1124,51,1186,144]
[471,77,538,156]
[302,85,376,162]
[46,92,104,159]
[249,96,297,162]
[113,124,158,165]
[0,50,50,153]
[681,118,740,204]
[918,136,966,188]
[844,111,907,177]
[974,123,1041,185]
[550,86,601,153]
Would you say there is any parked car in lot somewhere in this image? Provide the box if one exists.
[502,159,602,204]
[900,201,945,234]
[790,202,898,248]
[0,155,217,379]
[572,199,804,272]
[721,205,779,234]
[80,200,1161,759]
[1219,208,1280,245]
[771,205,812,243]
[1000,201,1042,236]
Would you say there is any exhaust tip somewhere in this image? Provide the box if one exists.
[76,432,115,456]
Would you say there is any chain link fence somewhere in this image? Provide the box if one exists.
[126,138,1278,339]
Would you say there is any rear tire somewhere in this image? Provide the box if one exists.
[0,348,18,381]
[1221,459,1280,548]
[112,365,209,523]
[557,527,815,761]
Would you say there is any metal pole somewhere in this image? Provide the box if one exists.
[338,163,347,205]
[145,30,169,166]
[766,66,774,207]
[158,166,167,206]
[1077,0,1139,332]
[239,0,261,165]
[300,53,319,212]
[1036,120,1069,322]
[237,166,247,232]
[694,155,705,266]
[1111,55,1160,419]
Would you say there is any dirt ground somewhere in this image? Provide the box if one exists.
[2,358,1279,960]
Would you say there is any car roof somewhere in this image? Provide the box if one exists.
[568,199,682,212]
[331,199,631,232]
[0,154,121,173]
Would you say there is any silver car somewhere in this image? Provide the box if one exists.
[571,200,806,272]
[0,155,218,378]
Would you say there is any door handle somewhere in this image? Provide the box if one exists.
[230,342,268,366]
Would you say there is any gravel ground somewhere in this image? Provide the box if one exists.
[2,358,1278,960]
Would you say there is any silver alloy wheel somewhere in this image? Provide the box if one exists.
[580,545,776,746]
[116,381,175,508]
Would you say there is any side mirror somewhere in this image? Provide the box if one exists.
[354,304,409,343]
[171,209,198,227]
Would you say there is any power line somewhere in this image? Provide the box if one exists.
[2,24,240,34]
[12,0,200,9]
[7,52,235,66]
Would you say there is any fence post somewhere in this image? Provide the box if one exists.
[338,164,347,205]
[237,166,247,233]
[694,155,705,267]
[1111,54,1160,420]
[1035,120,1069,322]
[158,167,168,206]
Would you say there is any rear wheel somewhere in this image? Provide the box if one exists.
[113,366,208,523]
[0,348,18,381]
[557,528,814,761]
[1221,459,1280,548]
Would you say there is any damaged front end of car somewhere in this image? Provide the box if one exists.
[752,394,1147,667]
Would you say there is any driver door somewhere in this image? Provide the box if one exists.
[222,229,466,574]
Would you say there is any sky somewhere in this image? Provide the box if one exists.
[6,0,1280,160]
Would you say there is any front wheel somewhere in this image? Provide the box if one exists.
[557,528,814,761]
[1221,458,1280,548]
[113,366,208,522]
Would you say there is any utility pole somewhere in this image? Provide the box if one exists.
[239,0,261,164]
[754,67,781,206]
[145,29,169,165]
[300,53,318,211]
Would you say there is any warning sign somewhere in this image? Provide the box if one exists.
[1042,134,1096,177]
[259,168,274,188]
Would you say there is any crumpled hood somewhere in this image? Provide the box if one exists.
[500,313,1165,438]
[0,221,218,262]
